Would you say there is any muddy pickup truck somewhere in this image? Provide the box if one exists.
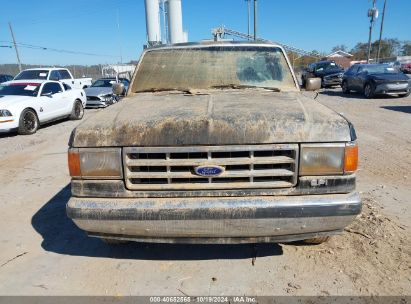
[67,42,361,245]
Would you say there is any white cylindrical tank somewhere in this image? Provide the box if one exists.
[167,0,184,44]
[145,0,161,45]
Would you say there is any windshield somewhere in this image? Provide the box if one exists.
[91,79,116,87]
[0,83,40,97]
[325,62,341,70]
[132,46,298,93]
[15,70,49,80]
[364,65,398,74]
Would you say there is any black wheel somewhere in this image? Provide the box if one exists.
[364,83,375,99]
[342,81,350,94]
[303,236,330,245]
[70,100,84,120]
[399,91,410,98]
[18,109,39,135]
[301,77,306,88]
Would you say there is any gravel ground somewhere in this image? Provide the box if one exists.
[0,90,410,297]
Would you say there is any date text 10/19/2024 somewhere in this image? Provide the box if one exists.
[149,297,257,303]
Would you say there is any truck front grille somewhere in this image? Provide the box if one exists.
[123,145,298,190]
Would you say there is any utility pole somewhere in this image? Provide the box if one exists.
[8,22,22,72]
[117,9,123,64]
[377,0,387,62]
[366,0,378,63]
[245,0,251,40]
[253,0,257,40]
[161,0,169,44]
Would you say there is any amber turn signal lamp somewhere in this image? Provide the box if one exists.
[68,149,81,177]
[344,143,358,173]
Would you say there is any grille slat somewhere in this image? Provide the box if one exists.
[125,156,295,166]
[123,145,298,191]
[126,169,294,179]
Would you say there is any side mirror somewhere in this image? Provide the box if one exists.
[112,83,125,95]
[305,77,322,91]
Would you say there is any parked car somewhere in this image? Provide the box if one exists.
[342,64,410,98]
[0,74,14,83]
[14,68,92,89]
[301,61,344,88]
[84,77,130,108]
[401,62,411,74]
[0,80,86,135]
[384,60,401,71]
[67,41,360,246]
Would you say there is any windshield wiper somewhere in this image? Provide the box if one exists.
[211,84,281,92]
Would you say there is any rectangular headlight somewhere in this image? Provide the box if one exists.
[300,143,345,176]
[300,142,358,176]
[68,148,122,179]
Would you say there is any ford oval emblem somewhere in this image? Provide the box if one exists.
[194,165,225,177]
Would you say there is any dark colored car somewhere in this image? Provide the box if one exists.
[302,61,344,88]
[0,74,14,84]
[342,64,410,98]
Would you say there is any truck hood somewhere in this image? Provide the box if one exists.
[71,91,352,147]
[0,95,34,108]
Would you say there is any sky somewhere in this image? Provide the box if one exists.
[0,0,410,65]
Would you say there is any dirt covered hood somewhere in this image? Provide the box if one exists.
[71,91,351,147]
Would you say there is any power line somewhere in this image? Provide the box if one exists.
[0,40,117,58]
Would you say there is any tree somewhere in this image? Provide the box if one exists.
[350,42,368,60]
[402,41,411,56]
[372,38,401,59]
[331,45,348,53]
[350,38,402,61]
[286,51,318,72]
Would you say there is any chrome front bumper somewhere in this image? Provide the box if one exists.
[67,192,361,244]
[323,78,342,86]
[375,83,409,95]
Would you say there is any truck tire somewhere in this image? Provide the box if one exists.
[18,109,39,135]
[70,100,84,120]
[302,236,330,244]
[342,81,350,94]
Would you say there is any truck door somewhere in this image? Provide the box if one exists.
[58,69,76,88]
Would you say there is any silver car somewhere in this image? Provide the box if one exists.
[84,78,129,108]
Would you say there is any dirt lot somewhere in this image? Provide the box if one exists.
[0,89,410,296]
